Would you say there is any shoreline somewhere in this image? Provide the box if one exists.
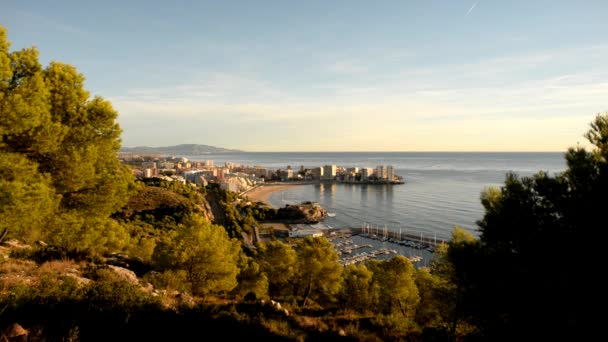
[243,183,305,207]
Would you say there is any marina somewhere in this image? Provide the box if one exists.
[321,224,440,267]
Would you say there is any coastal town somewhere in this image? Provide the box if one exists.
[119,153,405,194]
[117,153,432,266]
[117,153,437,264]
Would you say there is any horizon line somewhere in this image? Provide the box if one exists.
[119,149,566,154]
[230,150,566,153]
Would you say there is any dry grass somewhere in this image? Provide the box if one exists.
[0,259,86,291]
[37,260,80,276]
[294,315,329,332]
[0,259,37,275]
[0,259,37,289]
[260,319,294,337]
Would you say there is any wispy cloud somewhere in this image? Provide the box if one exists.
[113,44,608,151]
[15,10,88,36]
[466,1,479,16]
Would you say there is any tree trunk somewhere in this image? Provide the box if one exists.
[0,228,8,244]
[397,299,407,318]
[300,277,313,307]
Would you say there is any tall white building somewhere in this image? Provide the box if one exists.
[387,165,395,181]
[311,167,324,180]
[360,167,374,180]
[376,165,387,179]
[322,165,336,180]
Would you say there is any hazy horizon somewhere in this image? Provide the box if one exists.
[2,1,606,152]
[120,144,567,154]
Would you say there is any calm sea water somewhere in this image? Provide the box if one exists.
[186,152,566,241]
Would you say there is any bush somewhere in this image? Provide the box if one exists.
[143,270,190,293]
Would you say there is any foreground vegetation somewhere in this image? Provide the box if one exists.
[1,25,603,340]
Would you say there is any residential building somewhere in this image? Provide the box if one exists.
[387,165,395,181]
[219,180,239,193]
[142,161,157,170]
[216,168,226,181]
[322,165,336,180]
[143,168,155,178]
[360,167,374,180]
[196,175,208,187]
[376,165,387,180]
[160,161,175,169]
[311,167,323,180]
[277,169,294,181]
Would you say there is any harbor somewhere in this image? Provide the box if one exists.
[318,223,444,267]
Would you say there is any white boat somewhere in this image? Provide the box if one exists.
[327,212,336,217]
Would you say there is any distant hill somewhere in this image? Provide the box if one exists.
[120,144,243,155]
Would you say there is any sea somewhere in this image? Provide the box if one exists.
[184,152,566,242]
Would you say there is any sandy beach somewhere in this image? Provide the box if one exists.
[244,183,304,207]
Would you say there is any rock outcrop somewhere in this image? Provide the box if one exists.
[276,202,327,223]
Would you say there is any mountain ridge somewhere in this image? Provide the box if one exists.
[120,144,243,155]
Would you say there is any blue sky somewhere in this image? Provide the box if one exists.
[2,0,607,151]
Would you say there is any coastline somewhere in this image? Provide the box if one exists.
[243,183,305,207]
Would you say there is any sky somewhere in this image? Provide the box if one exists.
[1,0,607,152]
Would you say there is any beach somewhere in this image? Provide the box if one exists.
[244,183,304,207]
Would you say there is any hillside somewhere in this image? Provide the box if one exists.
[120,144,243,155]
[113,185,215,224]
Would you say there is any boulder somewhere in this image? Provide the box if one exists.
[105,265,139,285]
[4,323,28,339]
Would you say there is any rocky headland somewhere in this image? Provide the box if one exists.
[275,201,328,224]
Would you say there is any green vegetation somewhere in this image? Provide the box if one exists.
[0,25,132,253]
[439,115,608,341]
[0,24,604,340]
[152,216,241,297]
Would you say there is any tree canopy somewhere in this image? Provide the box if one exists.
[152,215,242,296]
[293,236,343,307]
[0,26,133,251]
[446,113,608,340]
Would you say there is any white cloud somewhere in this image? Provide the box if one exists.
[114,45,608,151]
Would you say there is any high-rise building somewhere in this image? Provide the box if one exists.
[360,167,374,180]
[376,165,387,179]
[322,165,337,180]
[311,167,323,180]
[387,165,395,181]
